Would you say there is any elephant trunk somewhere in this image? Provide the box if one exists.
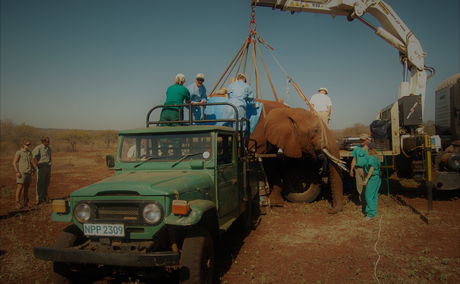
[328,162,343,214]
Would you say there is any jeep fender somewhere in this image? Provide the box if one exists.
[164,200,216,227]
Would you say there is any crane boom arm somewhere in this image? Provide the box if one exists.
[251,0,428,100]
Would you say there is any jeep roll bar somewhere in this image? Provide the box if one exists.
[145,102,246,128]
[145,102,251,155]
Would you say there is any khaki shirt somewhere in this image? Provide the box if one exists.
[14,149,33,174]
[32,144,52,166]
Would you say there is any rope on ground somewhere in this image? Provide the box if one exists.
[373,215,383,284]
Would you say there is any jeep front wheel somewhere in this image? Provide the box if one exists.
[52,224,86,284]
[180,228,215,284]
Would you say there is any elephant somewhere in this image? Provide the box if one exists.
[249,99,344,213]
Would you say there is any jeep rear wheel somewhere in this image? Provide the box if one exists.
[52,224,86,284]
[180,228,214,284]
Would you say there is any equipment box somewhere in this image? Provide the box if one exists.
[398,95,422,127]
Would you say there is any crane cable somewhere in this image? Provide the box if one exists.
[257,31,333,149]
[208,42,247,96]
[257,36,316,113]
[211,7,316,114]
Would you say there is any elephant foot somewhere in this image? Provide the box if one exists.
[327,206,343,214]
[269,185,284,206]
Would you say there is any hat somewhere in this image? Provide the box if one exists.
[237,73,246,79]
[318,88,329,94]
[359,133,369,140]
[196,73,205,80]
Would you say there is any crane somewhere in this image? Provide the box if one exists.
[251,1,460,199]
[251,0,435,116]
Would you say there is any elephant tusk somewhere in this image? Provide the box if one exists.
[321,148,346,164]
[337,163,349,172]
[321,149,349,172]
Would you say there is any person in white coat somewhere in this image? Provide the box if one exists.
[310,87,332,125]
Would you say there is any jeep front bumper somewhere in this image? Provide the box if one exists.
[33,247,179,267]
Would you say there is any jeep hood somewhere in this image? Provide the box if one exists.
[70,171,213,197]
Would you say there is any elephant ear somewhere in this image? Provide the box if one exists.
[264,108,305,158]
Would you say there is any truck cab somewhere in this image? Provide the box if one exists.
[34,103,261,284]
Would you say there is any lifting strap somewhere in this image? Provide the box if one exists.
[258,35,315,112]
[210,7,317,113]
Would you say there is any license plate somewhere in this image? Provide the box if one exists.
[83,223,125,237]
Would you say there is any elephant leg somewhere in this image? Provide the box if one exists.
[270,185,285,206]
[262,158,285,206]
[327,163,343,214]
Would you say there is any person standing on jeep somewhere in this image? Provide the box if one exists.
[160,73,191,125]
[32,136,52,205]
[187,73,207,121]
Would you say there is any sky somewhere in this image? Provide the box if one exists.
[1,0,459,131]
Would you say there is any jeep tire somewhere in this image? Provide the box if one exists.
[52,224,86,284]
[180,228,215,284]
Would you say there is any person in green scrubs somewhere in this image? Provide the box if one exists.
[350,133,370,205]
[160,73,190,125]
[363,143,381,218]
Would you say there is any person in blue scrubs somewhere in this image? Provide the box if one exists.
[363,143,381,219]
[186,73,207,122]
[227,73,254,131]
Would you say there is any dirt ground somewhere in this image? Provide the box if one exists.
[0,151,459,283]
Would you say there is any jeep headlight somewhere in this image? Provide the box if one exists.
[143,203,163,224]
[74,203,91,223]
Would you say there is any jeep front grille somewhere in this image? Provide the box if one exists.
[93,202,141,224]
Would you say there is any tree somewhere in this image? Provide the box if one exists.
[59,130,90,152]
[0,120,41,148]
[99,130,118,149]
[335,123,369,139]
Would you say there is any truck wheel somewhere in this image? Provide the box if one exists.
[52,224,86,284]
[284,183,321,203]
[241,191,260,231]
[283,163,321,203]
[180,228,215,284]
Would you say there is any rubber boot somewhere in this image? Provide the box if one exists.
[269,185,284,206]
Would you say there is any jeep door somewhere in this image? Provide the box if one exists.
[216,133,238,218]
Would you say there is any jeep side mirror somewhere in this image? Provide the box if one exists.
[106,155,115,168]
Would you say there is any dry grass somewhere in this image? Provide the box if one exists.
[0,145,459,283]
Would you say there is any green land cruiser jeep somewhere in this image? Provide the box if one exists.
[34,103,261,283]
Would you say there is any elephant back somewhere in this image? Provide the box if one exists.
[249,100,288,154]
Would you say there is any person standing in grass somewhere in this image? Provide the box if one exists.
[350,133,370,206]
[12,139,34,209]
[32,136,52,205]
[363,143,382,219]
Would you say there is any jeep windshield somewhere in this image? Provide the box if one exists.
[119,132,212,163]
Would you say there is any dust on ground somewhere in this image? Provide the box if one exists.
[0,151,459,283]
